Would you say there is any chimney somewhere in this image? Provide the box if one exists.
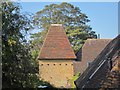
[98,34,100,39]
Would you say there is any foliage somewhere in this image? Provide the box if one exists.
[29,30,47,60]
[31,2,97,54]
[2,1,53,88]
[70,72,80,88]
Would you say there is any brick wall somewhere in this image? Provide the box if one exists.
[39,60,74,88]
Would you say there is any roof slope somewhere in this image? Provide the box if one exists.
[76,39,112,61]
[38,24,76,60]
[75,34,120,88]
[81,39,112,61]
[100,56,120,89]
[74,39,112,74]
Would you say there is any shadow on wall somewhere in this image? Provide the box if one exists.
[75,48,82,61]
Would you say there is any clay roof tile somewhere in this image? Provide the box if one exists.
[38,24,76,60]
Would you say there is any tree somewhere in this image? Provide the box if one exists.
[2,1,53,88]
[31,2,97,53]
[29,30,47,60]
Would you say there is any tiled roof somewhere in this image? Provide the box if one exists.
[74,39,112,74]
[38,24,76,60]
[75,34,120,88]
[78,39,112,61]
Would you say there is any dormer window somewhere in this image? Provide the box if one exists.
[87,61,92,67]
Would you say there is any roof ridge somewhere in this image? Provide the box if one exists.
[51,24,63,26]
[87,38,112,40]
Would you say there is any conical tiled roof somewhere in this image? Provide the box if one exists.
[38,24,76,60]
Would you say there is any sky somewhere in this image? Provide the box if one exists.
[12,0,119,2]
[18,1,118,39]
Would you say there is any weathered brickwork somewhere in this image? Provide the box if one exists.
[39,60,74,88]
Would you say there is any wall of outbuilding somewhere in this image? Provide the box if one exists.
[39,60,74,88]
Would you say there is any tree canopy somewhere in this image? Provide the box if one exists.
[2,1,52,88]
[1,2,97,88]
[31,2,97,53]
